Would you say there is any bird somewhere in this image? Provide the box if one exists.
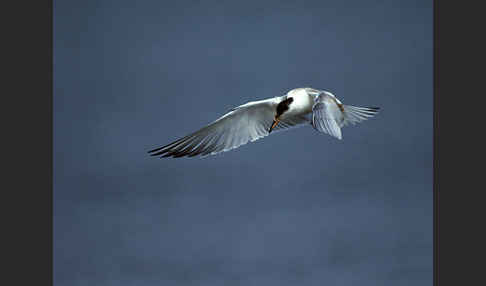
[148,87,380,158]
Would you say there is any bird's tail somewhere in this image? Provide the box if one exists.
[342,105,380,126]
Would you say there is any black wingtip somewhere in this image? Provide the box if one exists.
[147,147,163,154]
[150,150,167,157]
[147,147,169,157]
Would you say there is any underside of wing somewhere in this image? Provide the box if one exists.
[342,105,380,126]
[274,114,310,131]
[148,98,308,158]
[311,94,344,140]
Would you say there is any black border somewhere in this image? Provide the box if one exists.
[435,0,483,285]
[3,0,52,285]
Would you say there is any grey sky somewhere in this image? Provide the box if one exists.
[54,0,432,285]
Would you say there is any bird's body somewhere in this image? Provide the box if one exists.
[148,87,379,158]
[281,88,315,119]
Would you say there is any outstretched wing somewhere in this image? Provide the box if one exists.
[148,98,309,158]
[311,92,380,140]
[311,94,344,140]
[341,105,380,127]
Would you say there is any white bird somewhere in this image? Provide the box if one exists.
[148,87,379,158]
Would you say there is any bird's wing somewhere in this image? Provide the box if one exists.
[148,98,309,158]
[341,105,380,127]
[273,114,310,131]
[311,94,345,140]
[312,93,380,140]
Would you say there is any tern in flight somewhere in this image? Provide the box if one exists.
[148,87,379,158]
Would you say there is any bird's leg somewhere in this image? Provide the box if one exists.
[268,116,280,133]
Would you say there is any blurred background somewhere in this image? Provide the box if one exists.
[54,0,432,285]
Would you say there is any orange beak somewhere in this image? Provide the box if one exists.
[268,117,280,133]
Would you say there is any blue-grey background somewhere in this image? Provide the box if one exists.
[54,0,432,285]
